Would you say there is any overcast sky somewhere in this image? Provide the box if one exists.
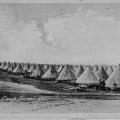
[0,3,120,64]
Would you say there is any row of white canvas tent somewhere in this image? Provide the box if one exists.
[0,61,119,88]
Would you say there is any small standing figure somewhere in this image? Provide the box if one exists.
[113,81,117,91]
[100,78,105,90]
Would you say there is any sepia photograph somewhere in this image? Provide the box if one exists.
[0,0,120,119]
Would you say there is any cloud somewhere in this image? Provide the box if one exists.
[0,6,67,64]
[43,9,120,64]
[1,6,120,64]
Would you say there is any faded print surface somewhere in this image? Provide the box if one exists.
[1,2,120,115]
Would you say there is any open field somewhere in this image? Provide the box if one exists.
[1,80,120,98]
[0,96,120,113]
[0,80,120,113]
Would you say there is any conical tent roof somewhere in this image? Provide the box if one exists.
[103,65,108,72]
[11,62,17,69]
[31,65,44,77]
[42,65,58,79]
[106,65,120,88]
[76,66,100,84]
[87,65,92,70]
[43,64,49,72]
[41,64,45,73]
[96,66,108,81]
[56,65,60,71]
[82,65,86,70]
[75,65,84,78]
[93,65,98,73]
[57,65,76,81]
[73,65,79,72]
[91,66,94,71]
[28,64,36,73]
[13,63,24,73]
[24,63,30,71]
[69,65,75,72]
[107,66,114,77]
[53,64,58,71]
[0,61,6,69]
[110,66,114,71]
[21,62,25,68]
[57,65,63,73]
[112,65,117,71]
[8,65,14,72]
[3,62,11,70]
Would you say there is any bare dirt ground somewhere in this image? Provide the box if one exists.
[0,81,120,113]
[0,96,120,113]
